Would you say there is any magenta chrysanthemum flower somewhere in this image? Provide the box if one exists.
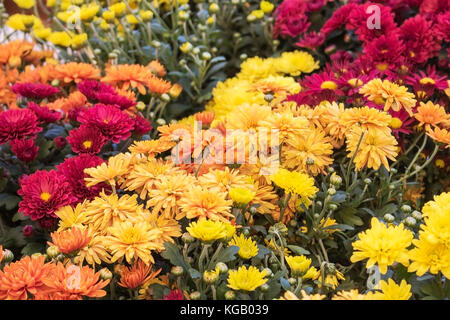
[405,66,449,99]
[295,31,325,50]
[273,0,310,38]
[28,102,62,123]
[77,104,135,143]
[67,125,106,154]
[436,12,450,42]
[10,139,39,163]
[321,3,357,35]
[399,15,442,65]
[18,170,76,221]
[363,34,405,72]
[0,109,42,145]
[56,154,109,202]
[11,83,60,99]
[78,80,136,110]
[163,289,184,300]
[133,115,152,136]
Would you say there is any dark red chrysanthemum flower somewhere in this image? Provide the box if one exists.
[78,80,136,110]
[399,15,442,65]
[56,154,109,202]
[133,115,152,136]
[28,102,62,123]
[11,83,60,99]
[10,139,39,163]
[77,104,135,144]
[54,136,67,149]
[0,109,42,145]
[18,170,76,221]
[363,34,405,72]
[436,12,450,42]
[163,289,184,300]
[321,3,358,35]
[273,0,310,38]
[67,125,106,154]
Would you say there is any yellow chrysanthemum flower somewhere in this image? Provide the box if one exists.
[408,192,450,278]
[55,201,88,231]
[228,234,259,259]
[84,153,131,187]
[229,187,256,206]
[300,290,326,300]
[48,31,72,47]
[13,0,35,9]
[260,1,274,13]
[227,266,268,291]
[359,79,417,116]
[146,211,182,244]
[186,219,229,243]
[237,56,278,81]
[332,289,367,300]
[346,127,398,171]
[285,255,312,276]
[75,228,112,266]
[103,221,164,265]
[275,51,320,76]
[283,129,334,176]
[366,279,412,300]
[270,168,318,201]
[6,14,43,31]
[351,217,413,274]
[84,192,142,233]
[340,106,393,137]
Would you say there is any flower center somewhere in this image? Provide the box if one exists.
[374,97,385,105]
[376,63,389,71]
[347,78,363,87]
[320,81,337,90]
[83,140,92,149]
[390,117,403,129]
[419,77,435,85]
[40,192,51,202]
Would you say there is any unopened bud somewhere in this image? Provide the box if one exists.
[306,158,314,165]
[328,203,338,211]
[401,205,412,213]
[156,118,167,126]
[201,52,212,61]
[2,249,14,263]
[364,178,372,184]
[190,291,201,300]
[99,268,113,280]
[171,266,184,276]
[411,210,422,220]
[225,290,235,300]
[327,188,336,195]
[383,213,395,223]
[288,277,297,285]
[405,217,416,227]
[46,246,60,259]
[260,283,270,292]
[203,270,219,284]
[215,262,228,274]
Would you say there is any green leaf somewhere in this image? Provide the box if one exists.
[21,242,45,256]
[256,245,270,259]
[161,242,189,271]
[336,206,364,226]
[287,245,310,255]
[376,203,397,217]
[188,268,202,279]
[322,224,354,232]
[0,193,21,210]
[216,245,239,263]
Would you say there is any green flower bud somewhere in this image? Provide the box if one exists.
[328,203,338,211]
[390,168,398,174]
[2,249,14,263]
[99,268,113,280]
[203,269,219,284]
[260,283,270,292]
[171,266,184,276]
[405,217,416,227]
[156,118,167,126]
[401,205,412,213]
[411,210,422,220]
[209,3,219,13]
[264,94,274,102]
[289,220,298,227]
[262,268,273,277]
[306,158,315,165]
[192,47,200,55]
[46,246,60,259]
[215,262,228,274]
[108,52,118,59]
[151,40,162,48]
[160,93,171,102]
[364,178,372,184]
[225,290,235,300]
[327,188,336,196]
[51,79,60,87]
[201,52,212,61]
[190,291,201,300]
[383,213,395,223]
[288,277,297,285]
[182,232,195,243]
[330,173,342,186]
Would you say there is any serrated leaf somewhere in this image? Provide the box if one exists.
[21,242,44,256]
[205,61,227,79]
[161,242,189,271]
[256,245,270,259]
[216,245,239,263]
[287,245,310,255]
[331,191,347,203]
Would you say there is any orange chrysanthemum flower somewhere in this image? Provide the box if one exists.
[195,111,215,127]
[0,245,3,264]
[414,101,448,129]
[158,123,193,142]
[118,260,161,289]
[147,60,166,77]
[146,75,172,95]
[426,127,450,148]
[42,263,109,300]
[53,62,100,84]
[102,64,154,95]
[49,227,92,255]
[47,91,88,114]
[17,65,55,84]
[0,40,34,67]
[0,256,53,300]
